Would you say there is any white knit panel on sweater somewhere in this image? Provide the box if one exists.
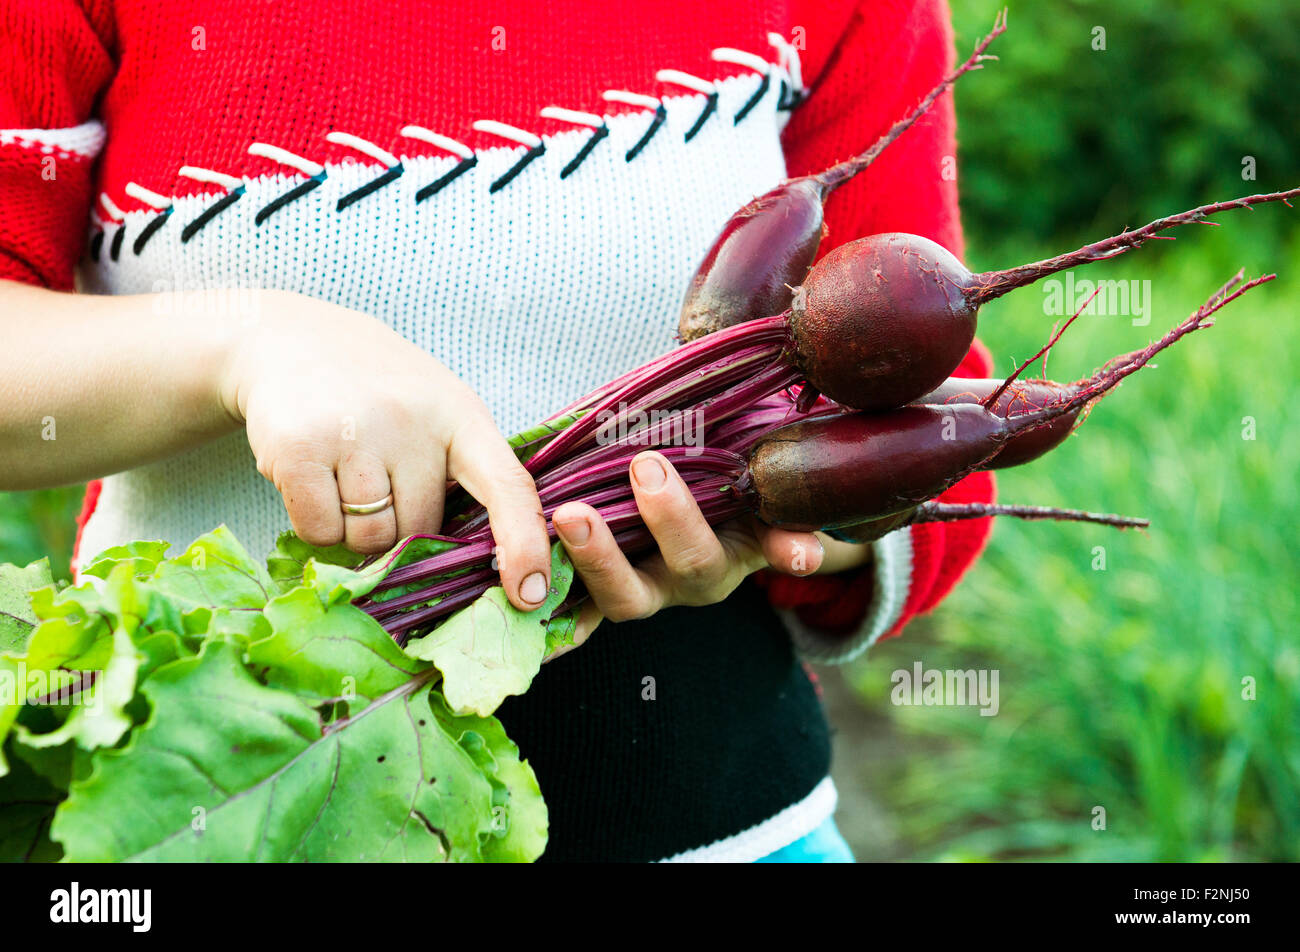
[77,73,787,564]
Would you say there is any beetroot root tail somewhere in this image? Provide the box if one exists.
[914,501,1150,530]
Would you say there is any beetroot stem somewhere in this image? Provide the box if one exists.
[816,8,1007,192]
[968,188,1298,305]
[1004,270,1273,440]
[983,286,1098,409]
[524,315,787,473]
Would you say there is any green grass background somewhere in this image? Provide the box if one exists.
[1,0,1296,862]
[836,0,1300,862]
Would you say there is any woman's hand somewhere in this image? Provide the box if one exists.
[550,450,873,655]
[221,290,553,612]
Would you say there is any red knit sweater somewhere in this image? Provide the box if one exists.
[0,0,993,649]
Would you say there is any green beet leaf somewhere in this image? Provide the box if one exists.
[80,540,170,581]
[0,745,63,862]
[508,411,584,463]
[266,532,366,594]
[52,638,534,861]
[256,582,428,707]
[269,531,458,604]
[15,625,139,754]
[147,526,275,615]
[404,544,574,717]
[431,694,547,862]
[0,558,54,654]
[1,563,144,766]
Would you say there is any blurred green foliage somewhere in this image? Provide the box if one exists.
[845,0,1300,863]
[0,488,82,582]
[950,0,1300,249]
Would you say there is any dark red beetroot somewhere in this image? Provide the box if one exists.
[365,275,1267,635]
[791,234,975,410]
[786,186,1297,411]
[678,178,827,342]
[747,403,1013,529]
[677,13,1007,342]
[915,377,1085,469]
[751,271,1272,529]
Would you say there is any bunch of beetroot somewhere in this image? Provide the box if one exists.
[356,13,1293,643]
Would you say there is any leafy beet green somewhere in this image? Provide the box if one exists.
[0,525,570,862]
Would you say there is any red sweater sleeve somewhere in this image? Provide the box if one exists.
[0,0,115,289]
[759,0,995,649]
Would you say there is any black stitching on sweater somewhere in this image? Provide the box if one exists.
[734,73,770,124]
[416,156,477,202]
[559,124,608,179]
[625,104,667,162]
[489,143,545,193]
[255,171,326,225]
[684,92,718,142]
[91,68,795,245]
[336,163,404,211]
[181,186,245,243]
[132,206,173,255]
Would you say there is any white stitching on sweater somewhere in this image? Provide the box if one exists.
[247,142,325,177]
[654,69,721,141]
[124,182,172,210]
[767,33,805,93]
[711,47,771,75]
[601,89,662,110]
[90,39,805,256]
[399,126,474,159]
[471,120,547,192]
[654,68,717,96]
[539,106,605,129]
[178,165,243,189]
[326,132,405,211]
[471,119,543,149]
[98,193,125,222]
[326,131,399,168]
[540,107,610,179]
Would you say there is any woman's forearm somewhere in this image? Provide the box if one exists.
[0,280,246,489]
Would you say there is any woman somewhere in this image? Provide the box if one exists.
[0,0,993,861]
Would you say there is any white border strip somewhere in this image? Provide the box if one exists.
[0,119,105,158]
[658,777,838,863]
[98,192,125,222]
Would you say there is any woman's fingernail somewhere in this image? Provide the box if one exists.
[556,515,591,546]
[632,455,667,492]
[520,572,548,605]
